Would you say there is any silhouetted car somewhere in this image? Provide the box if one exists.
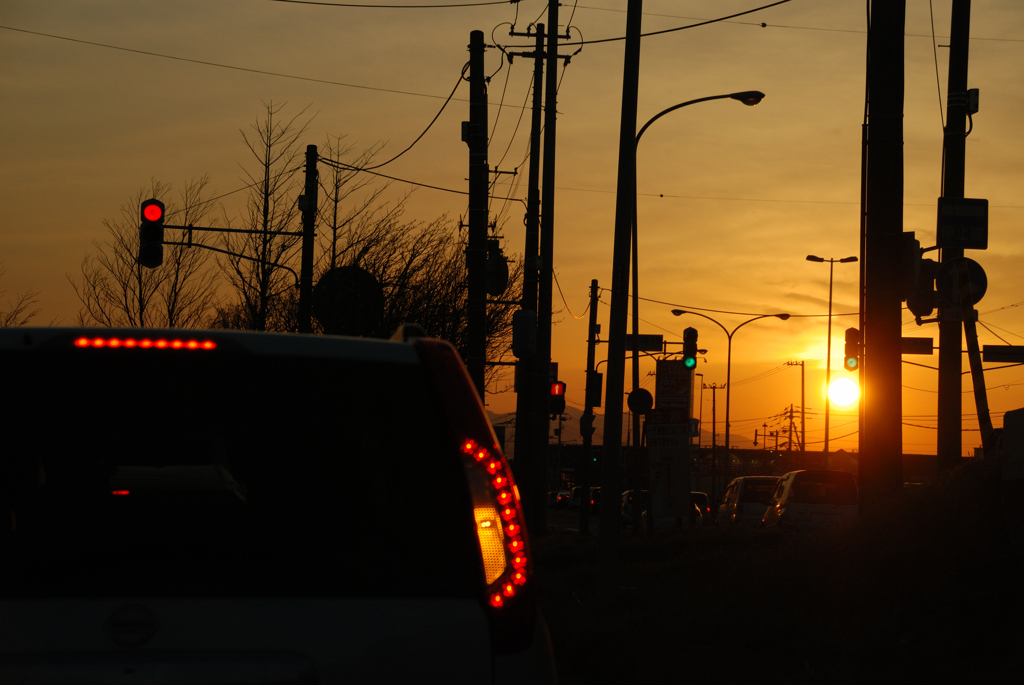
[556,490,571,508]
[568,486,585,509]
[761,470,859,532]
[621,490,703,528]
[690,491,712,524]
[716,476,780,528]
[0,327,556,684]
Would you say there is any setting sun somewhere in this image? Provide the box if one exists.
[828,378,860,407]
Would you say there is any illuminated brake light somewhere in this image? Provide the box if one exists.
[72,336,217,350]
[111,490,130,496]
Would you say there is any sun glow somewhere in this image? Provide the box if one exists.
[828,377,860,406]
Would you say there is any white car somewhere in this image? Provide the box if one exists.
[0,327,556,684]
[761,470,859,532]
[716,476,779,528]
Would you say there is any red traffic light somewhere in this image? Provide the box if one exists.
[550,381,565,397]
[142,201,164,222]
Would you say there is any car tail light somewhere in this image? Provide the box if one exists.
[416,339,535,652]
[73,336,216,350]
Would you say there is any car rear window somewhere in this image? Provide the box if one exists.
[0,347,481,600]
[739,480,776,505]
[788,472,858,506]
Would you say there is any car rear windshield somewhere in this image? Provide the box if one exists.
[739,480,777,505]
[0,347,481,600]
[788,472,858,506]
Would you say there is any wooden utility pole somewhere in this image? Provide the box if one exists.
[579,279,600,535]
[298,145,317,334]
[466,30,489,398]
[510,24,546,534]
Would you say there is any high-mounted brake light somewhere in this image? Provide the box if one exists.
[74,337,216,350]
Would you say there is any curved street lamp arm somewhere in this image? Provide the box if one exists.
[636,94,731,146]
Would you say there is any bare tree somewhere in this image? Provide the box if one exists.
[214,102,312,331]
[69,177,220,328]
[0,262,42,327]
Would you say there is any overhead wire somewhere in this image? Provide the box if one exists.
[506,0,793,48]
[269,0,515,6]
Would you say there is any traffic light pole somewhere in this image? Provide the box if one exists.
[937,0,971,470]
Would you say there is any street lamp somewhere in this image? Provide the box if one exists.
[670,309,790,481]
[805,254,858,468]
[628,91,765,447]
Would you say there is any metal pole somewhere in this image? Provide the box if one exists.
[824,259,834,465]
[602,0,643,584]
[861,0,906,508]
[937,0,971,470]
[579,278,599,535]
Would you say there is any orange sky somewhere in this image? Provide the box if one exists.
[2,1,1023,456]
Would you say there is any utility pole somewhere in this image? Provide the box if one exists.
[298,145,317,334]
[510,24,546,535]
[602,0,642,586]
[786,360,806,453]
[466,30,489,399]
[860,1,905,508]
[579,279,600,535]
[937,0,972,470]
[534,0,562,538]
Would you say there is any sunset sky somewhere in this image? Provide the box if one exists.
[2,1,1023,456]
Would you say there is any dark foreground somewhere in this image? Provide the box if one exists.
[534,461,1024,684]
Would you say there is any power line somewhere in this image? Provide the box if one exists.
[269,0,513,6]
[0,24,458,101]
[507,0,793,47]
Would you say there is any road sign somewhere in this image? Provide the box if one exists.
[625,333,664,352]
[937,197,988,250]
[901,337,934,355]
[936,257,987,307]
[983,345,1024,364]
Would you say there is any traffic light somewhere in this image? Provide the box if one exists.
[549,380,566,416]
[682,327,699,369]
[138,198,165,268]
[844,327,861,371]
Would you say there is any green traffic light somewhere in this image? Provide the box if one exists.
[684,356,697,369]
[845,357,859,371]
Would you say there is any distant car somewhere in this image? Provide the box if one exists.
[716,476,780,528]
[622,490,703,528]
[590,486,602,514]
[690,491,712,524]
[555,490,572,508]
[761,470,859,532]
[547,491,560,508]
[569,486,583,509]
[0,326,556,683]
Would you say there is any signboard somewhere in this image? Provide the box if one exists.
[937,197,988,250]
[646,358,697,521]
[983,345,1024,364]
[901,337,934,355]
[626,333,664,352]
[654,358,694,409]
[936,257,987,307]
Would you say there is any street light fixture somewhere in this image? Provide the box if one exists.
[628,91,766,448]
[806,254,858,468]
[670,308,790,495]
